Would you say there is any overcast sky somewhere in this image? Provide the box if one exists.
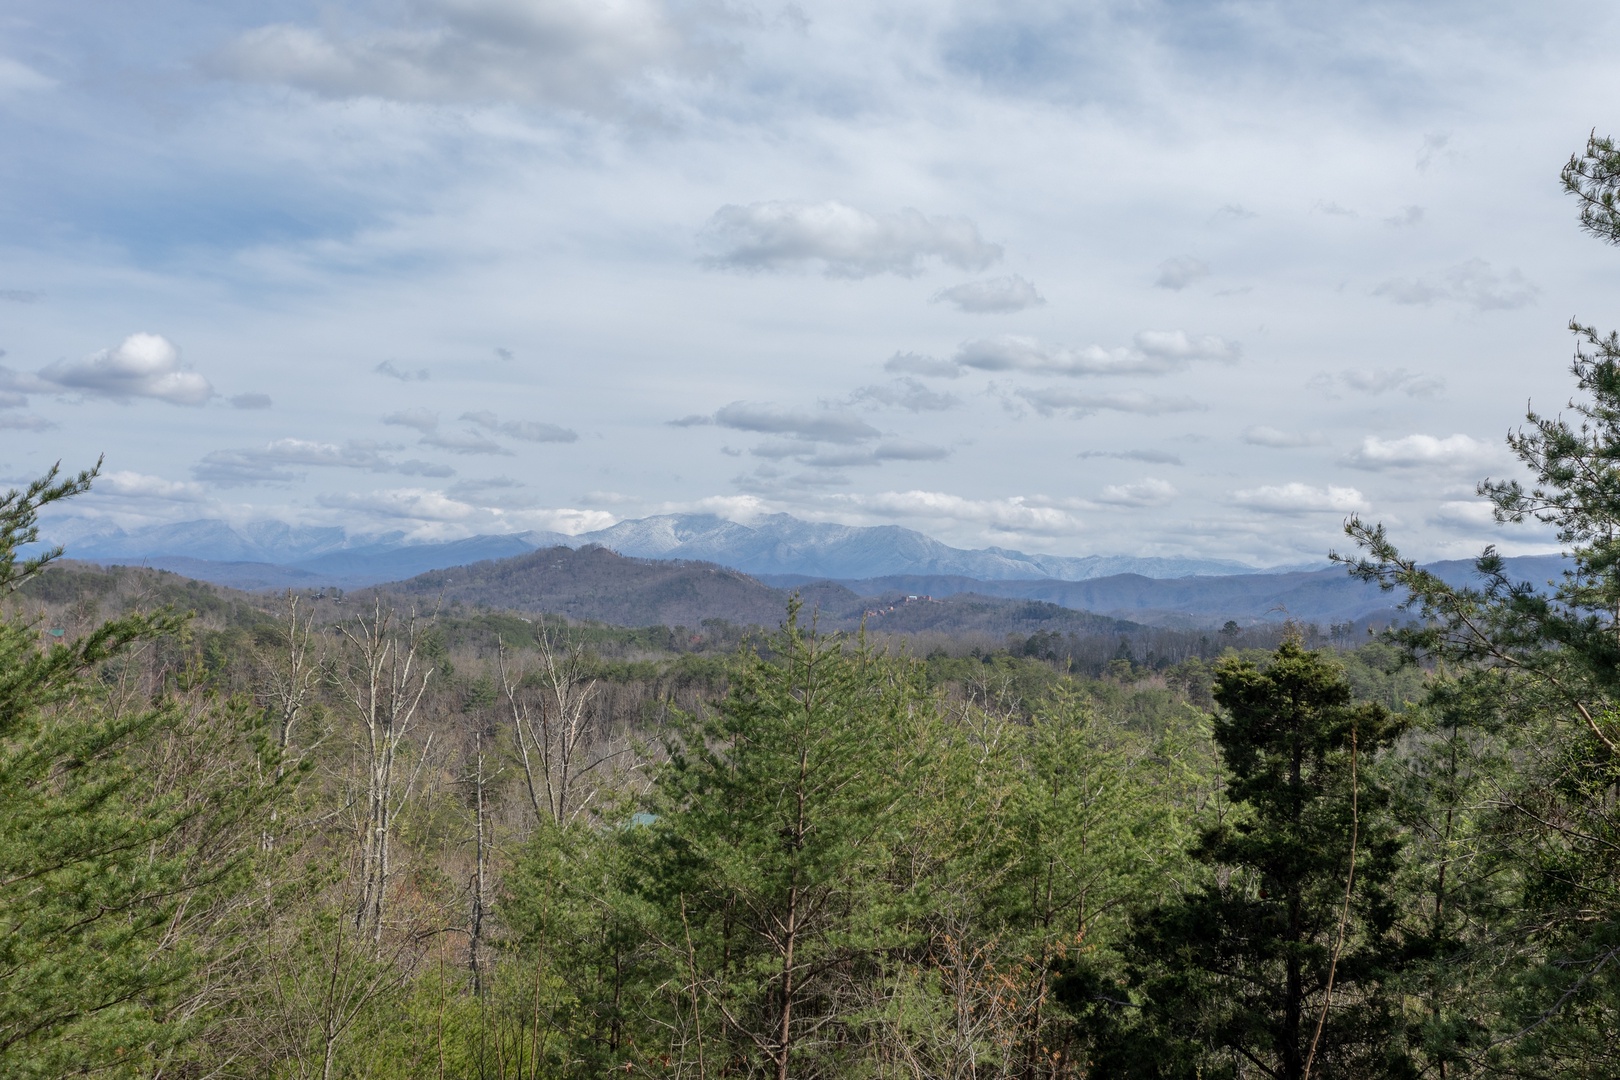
[3,0,1616,563]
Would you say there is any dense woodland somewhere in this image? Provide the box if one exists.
[6,137,1620,1078]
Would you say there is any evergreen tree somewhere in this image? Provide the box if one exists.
[1336,130,1620,1076]
[0,464,264,1077]
[633,604,929,1080]
[1107,642,1410,1080]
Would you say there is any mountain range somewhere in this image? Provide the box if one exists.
[49,513,1283,590]
[46,513,1568,629]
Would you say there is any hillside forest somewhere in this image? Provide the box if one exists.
[5,137,1620,1079]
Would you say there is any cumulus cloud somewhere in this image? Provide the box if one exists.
[194,438,452,486]
[1344,433,1494,471]
[317,487,482,523]
[375,360,429,381]
[696,402,882,444]
[461,411,578,442]
[1097,478,1177,507]
[230,392,272,409]
[94,471,208,502]
[699,201,1002,278]
[884,351,962,378]
[1017,387,1206,417]
[1155,257,1209,290]
[1077,449,1184,465]
[211,0,687,114]
[846,378,960,412]
[1244,426,1326,448]
[1230,482,1368,514]
[1373,259,1538,311]
[1310,368,1444,398]
[19,333,214,406]
[955,330,1238,377]
[835,490,1082,534]
[931,274,1045,313]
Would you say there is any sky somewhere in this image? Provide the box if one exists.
[2,0,1617,565]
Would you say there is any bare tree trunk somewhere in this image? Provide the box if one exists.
[258,592,322,850]
[470,729,487,998]
[340,599,435,952]
[499,620,608,828]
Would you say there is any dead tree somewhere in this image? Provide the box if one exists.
[337,599,435,950]
[254,592,324,850]
[498,619,616,827]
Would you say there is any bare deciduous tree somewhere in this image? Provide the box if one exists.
[499,619,620,827]
[337,600,436,948]
[255,592,325,850]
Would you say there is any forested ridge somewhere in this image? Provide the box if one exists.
[5,138,1620,1078]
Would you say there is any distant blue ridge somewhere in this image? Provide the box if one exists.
[33,512,1569,627]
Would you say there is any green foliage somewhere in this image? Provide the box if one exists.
[0,465,267,1077]
[1110,642,1412,1080]
[635,605,932,1078]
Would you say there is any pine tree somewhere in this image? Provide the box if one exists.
[1334,130,1620,1076]
[0,463,262,1077]
[633,603,928,1080]
[1106,641,1411,1080]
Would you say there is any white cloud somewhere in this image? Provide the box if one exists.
[1311,368,1444,398]
[1077,449,1184,465]
[699,201,1002,278]
[1431,500,1501,529]
[94,471,208,502]
[230,392,272,409]
[374,360,429,381]
[1384,205,1424,227]
[194,438,451,485]
[846,378,960,412]
[1017,387,1206,417]
[420,428,514,455]
[932,274,1045,313]
[318,487,481,522]
[32,334,213,406]
[1244,426,1326,448]
[212,0,687,114]
[705,402,882,443]
[1097,478,1177,507]
[461,411,578,442]
[836,490,1082,534]
[957,330,1237,377]
[1344,433,1495,470]
[319,487,619,535]
[1230,482,1369,514]
[884,351,962,379]
[797,441,951,468]
[384,407,440,432]
[1155,257,1209,290]
[1373,259,1538,311]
